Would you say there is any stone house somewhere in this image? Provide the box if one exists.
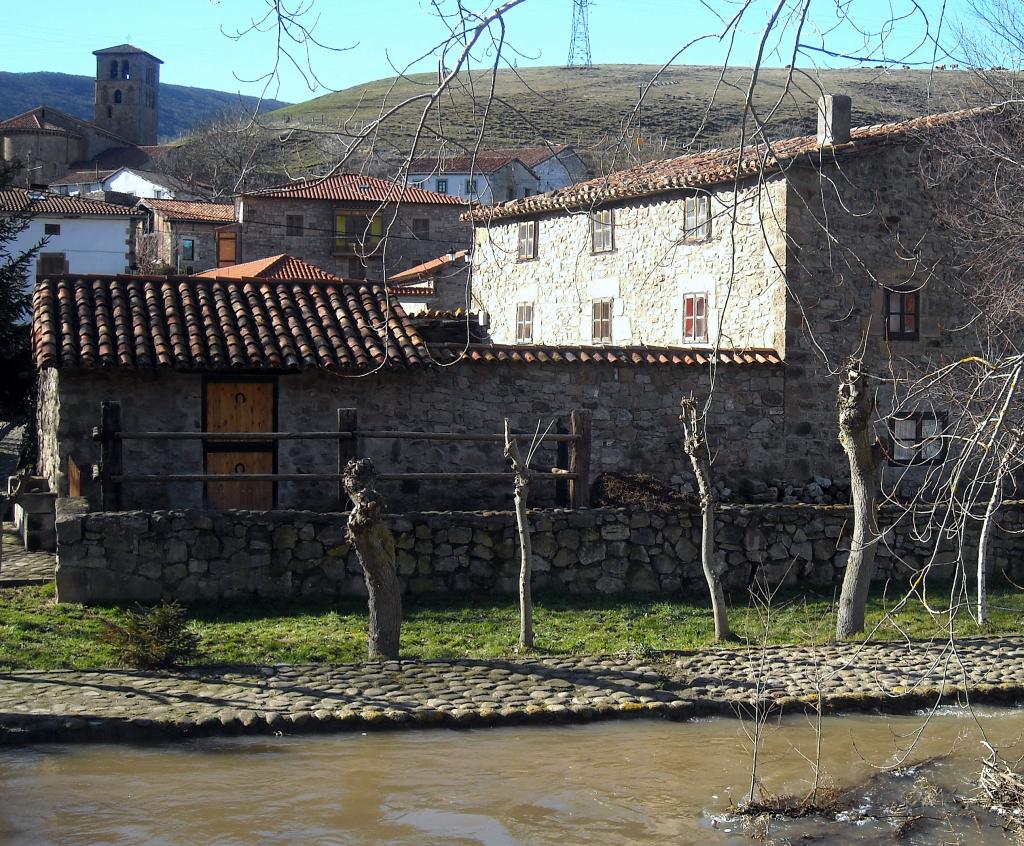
[388,249,471,312]
[233,173,471,281]
[1,190,139,285]
[32,269,782,514]
[135,198,235,274]
[408,144,588,202]
[468,97,997,490]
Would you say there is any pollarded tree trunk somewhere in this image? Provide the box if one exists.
[504,420,533,649]
[344,458,402,660]
[680,396,731,641]
[835,364,883,641]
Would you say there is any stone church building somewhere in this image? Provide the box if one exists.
[0,45,162,187]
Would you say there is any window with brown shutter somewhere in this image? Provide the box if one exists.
[591,209,614,253]
[592,298,613,343]
[517,220,537,260]
[516,302,534,343]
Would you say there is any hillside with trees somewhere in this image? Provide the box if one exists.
[0,71,289,140]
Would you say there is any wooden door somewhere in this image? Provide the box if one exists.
[204,381,275,509]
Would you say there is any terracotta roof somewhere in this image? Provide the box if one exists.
[196,254,340,281]
[33,275,428,371]
[246,173,464,205]
[140,198,235,224]
[389,249,470,284]
[434,344,782,367]
[389,281,437,298]
[468,105,1003,222]
[0,107,82,135]
[93,44,163,63]
[50,169,118,185]
[0,190,138,217]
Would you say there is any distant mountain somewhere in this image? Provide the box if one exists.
[0,71,289,140]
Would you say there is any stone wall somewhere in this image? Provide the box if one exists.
[55,500,1024,604]
[470,177,788,352]
[237,197,471,280]
[42,361,785,512]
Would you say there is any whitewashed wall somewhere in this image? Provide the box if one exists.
[10,216,133,288]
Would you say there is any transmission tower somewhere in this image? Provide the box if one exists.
[567,0,592,68]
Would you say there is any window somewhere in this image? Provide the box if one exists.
[335,212,383,255]
[517,220,537,260]
[286,214,304,237]
[109,60,119,79]
[43,223,60,236]
[146,66,155,85]
[465,178,478,195]
[507,188,515,202]
[114,90,122,104]
[412,218,430,240]
[592,298,613,343]
[181,239,195,262]
[523,188,532,197]
[890,412,946,465]
[683,293,708,342]
[121,60,130,80]
[591,209,614,253]
[684,194,711,240]
[516,302,534,343]
[436,178,448,194]
[886,288,920,340]
[37,253,65,278]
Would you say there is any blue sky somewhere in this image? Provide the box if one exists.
[4,0,969,104]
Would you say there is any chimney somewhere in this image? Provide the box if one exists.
[817,94,851,147]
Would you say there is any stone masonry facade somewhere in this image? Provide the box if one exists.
[471,177,788,352]
[237,196,471,281]
[54,500,1024,603]
[39,363,784,513]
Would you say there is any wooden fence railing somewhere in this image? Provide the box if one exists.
[93,402,592,511]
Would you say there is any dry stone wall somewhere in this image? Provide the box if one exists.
[54,499,1024,604]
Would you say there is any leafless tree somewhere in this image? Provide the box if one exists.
[503,419,553,651]
[343,458,402,660]
[679,395,731,641]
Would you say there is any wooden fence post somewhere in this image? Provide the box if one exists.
[99,401,123,511]
[556,416,570,507]
[338,408,358,508]
[569,408,592,509]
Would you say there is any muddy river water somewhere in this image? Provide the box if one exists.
[2,706,1024,845]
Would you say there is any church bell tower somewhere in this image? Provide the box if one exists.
[93,44,162,145]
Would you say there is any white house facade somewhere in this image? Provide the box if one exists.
[1,191,138,286]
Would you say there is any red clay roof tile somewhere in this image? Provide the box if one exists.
[0,189,138,216]
[33,275,428,372]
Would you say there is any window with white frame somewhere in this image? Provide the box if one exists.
[683,293,708,342]
[592,298,613,343]
[591,209,614,253]
[517,220,537,260]
[436,178,448,194]
[516,302,534,343]
[889,412,946,465]
[684,194,711,240]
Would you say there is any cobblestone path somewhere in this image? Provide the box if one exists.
[3,637,1023,743]
[0,528,56,585]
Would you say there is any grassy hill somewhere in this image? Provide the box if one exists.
[268,64,981,166]
[0,71,289,141]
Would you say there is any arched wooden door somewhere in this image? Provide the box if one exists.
[204,379,276,509]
